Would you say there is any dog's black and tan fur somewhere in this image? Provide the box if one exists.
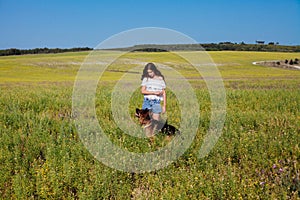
[135,108,180,138]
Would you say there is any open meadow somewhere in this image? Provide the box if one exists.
[0,51,299,199]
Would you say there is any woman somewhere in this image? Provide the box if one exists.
[141,62,166,121]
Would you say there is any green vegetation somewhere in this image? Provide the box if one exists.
[0,47,92,56]
[0,51,299,199]
[1,43,299,57]
[111,43,300,52]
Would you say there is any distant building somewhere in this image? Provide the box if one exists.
[256,40,265,45]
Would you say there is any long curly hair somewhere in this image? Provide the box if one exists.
[141,63,165,80]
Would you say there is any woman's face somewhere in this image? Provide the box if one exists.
[147,69,155,78]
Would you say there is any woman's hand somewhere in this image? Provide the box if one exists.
[154,91,163,96]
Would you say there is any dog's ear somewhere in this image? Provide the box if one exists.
[141,109,151,120]
[135,108,141,117]
[142,108,150,114]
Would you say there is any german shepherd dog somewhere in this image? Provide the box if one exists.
[135,108,180,138]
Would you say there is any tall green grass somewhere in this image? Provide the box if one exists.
[0,51,299,199]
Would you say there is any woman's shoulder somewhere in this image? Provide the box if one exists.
[154,76,164,80]
[142,76,163,81]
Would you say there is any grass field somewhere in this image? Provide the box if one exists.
[0,51,299,199]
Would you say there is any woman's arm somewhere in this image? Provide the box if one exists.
[141,86,162,95]
[162,89,166,114]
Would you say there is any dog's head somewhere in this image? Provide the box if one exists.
[135,108,151,125]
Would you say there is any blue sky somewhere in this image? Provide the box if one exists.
[0,0,299,49]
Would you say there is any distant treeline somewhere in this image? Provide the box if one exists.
[106,43,300,52]
[0,47,92,56]
[1,43,300,56]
